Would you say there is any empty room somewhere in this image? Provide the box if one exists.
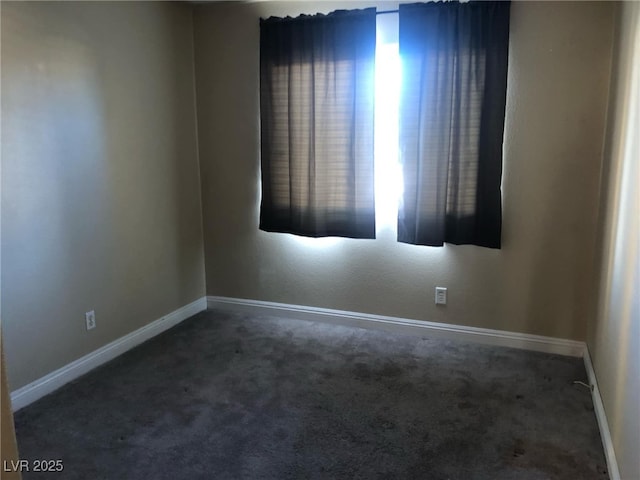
[1,0,638,479]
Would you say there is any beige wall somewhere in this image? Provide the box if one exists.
[589,3,640,479]
[1,1,205,390]
[193,1,614,340]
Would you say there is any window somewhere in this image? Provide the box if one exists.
[259,9,377,239]
[260,3,510,248]
[397,2,510,248]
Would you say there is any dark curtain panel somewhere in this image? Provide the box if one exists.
[260,9,376,238]
[398,1,510,248]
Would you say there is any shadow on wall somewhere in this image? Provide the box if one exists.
[591,4,640,475]
[2,2,205,390]
[1,23,112,356]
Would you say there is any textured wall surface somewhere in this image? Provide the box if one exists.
[589,3,640,479]
[1,2,205,389]
[193,1,614,340]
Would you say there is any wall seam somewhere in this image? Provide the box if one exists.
[188,3,208,297]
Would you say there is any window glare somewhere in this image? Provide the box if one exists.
[375,13,403,234]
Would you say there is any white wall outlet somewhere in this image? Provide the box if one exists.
[435,287,447,305]
[85,310,96,330]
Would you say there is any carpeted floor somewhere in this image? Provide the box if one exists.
[14,309,608,479]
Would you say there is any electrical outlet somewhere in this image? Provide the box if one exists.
[435,287,447,305]
[85,310,96,330]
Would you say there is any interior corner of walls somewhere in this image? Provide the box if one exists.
[2,0,208,404]
[189,13,207,298]
[583,347,622,480]
[10,296,208,411]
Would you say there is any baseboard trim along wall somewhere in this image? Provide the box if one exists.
[11,294,617,476]
[583,349,621,480]
[207,295,622,477]
[206,296,586,357]
[208,295,624,474]
[10,297,207,411]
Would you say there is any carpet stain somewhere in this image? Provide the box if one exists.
[352,362,372,380]
[507,438,608,478]
[513,438,526,457]
[379,361,403,378]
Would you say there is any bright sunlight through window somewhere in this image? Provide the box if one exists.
[375,13,403,235]
[292,13,402,246]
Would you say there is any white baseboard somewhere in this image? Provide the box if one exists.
[583,349,621,480]
[10,297,207,411]
[206,296,585,357]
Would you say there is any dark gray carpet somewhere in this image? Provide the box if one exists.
[14,309,608,479]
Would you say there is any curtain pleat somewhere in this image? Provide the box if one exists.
[260,9,377,238]
[398,1,510,248]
